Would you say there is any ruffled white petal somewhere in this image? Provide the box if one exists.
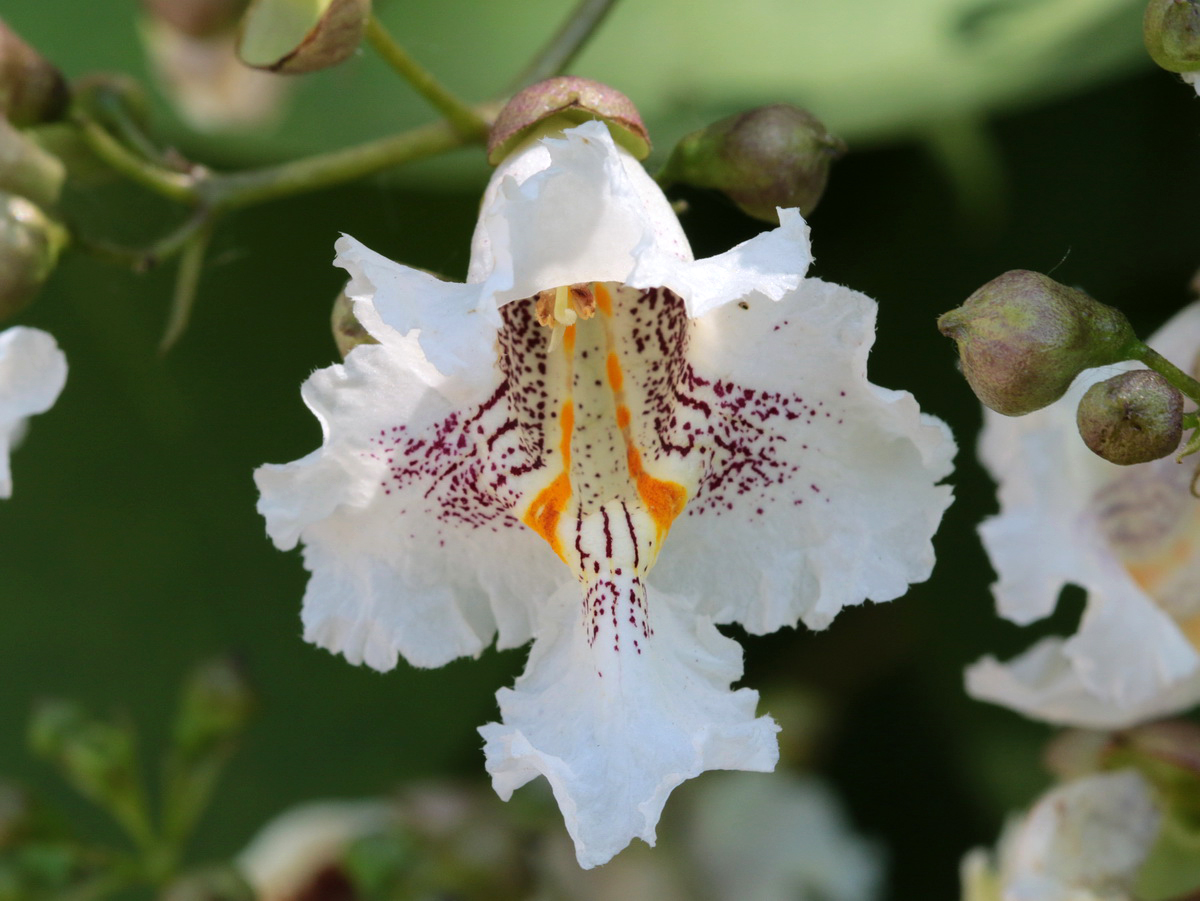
[255,338,560,670]
[967,637,1200,730]
[0,326,67,499]
[652,278,955,633]
[478,583,779,869]
[971,301,1200,725]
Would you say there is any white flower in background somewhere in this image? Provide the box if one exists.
[687,772,883,901]
[967,303,1200,729]
[961,769,1162,901]
[237,799,394,901]
[140,17,289,132]
[256,118,955,867]
[0,325,66,499]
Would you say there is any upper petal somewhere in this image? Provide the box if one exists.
[467,121,811,321]
[651,278,955,633]
[334,235,497,383]
[0,326,67,499]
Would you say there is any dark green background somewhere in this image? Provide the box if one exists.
[3,2,1198,897]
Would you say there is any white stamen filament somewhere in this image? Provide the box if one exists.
[553,285,578,327]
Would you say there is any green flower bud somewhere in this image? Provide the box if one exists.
[488,76,650,166]
[331,285,377,358]
[1077,370,1184,465]
[0,117,65,209]
[28,701,145,815]
[659,104,846,222]
[0,19,68,127]
[237,0,370,74]
[140,0,249,38]
[0,192,67,321]
[1145,0,1200,73]
[937,270,1138,416]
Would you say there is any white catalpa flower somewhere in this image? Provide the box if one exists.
[255,119,955,867]
[961,769,1162,901]
[0,325,66,499]
[967,303,1200,728]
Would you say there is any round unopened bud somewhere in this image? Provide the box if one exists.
[0,192,67,320]
[331,286,377,358]
[1145,0,1200,72]
[0,115,65,209]
[937,270,1138,416]
[237,0,370,74]
[141,0,249,38]
[1076,370,1183,465]
[659,104,846,222]
[488,76,650,165]
[0,19,69,126]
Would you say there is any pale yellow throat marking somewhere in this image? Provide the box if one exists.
[521,283,689,567]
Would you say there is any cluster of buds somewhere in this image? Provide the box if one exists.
[939,270,1192,466]
[0,19,68,321]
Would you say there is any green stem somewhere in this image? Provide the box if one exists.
[1130,341,1200,404]
[71,210,213,271]
[159,223,214,353]
[74,115,198,204]
[201,118,476,211]
[364,15,489,139]
[510,0,620,90]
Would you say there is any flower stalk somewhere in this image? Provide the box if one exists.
[363,14,489,140]
[1129,340,1200,405]
[510,0,620,90]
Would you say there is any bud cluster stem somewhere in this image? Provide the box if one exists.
[363,15,489,140]
[1130,341,1200,404]
[510,0,620,91]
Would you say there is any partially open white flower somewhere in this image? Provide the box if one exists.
[961,769,1162,901]
[967,303,1200,728]
[237,799,394,901]
[687,772,884,901]
[0,325,66,499]
[256,119,955,867]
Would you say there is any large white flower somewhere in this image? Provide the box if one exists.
[966,303,1200,729]
[255,120,955,867]
[961,769,1163,901]
[0,325,66,499]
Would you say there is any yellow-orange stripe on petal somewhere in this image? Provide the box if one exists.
[522,326,576,562]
